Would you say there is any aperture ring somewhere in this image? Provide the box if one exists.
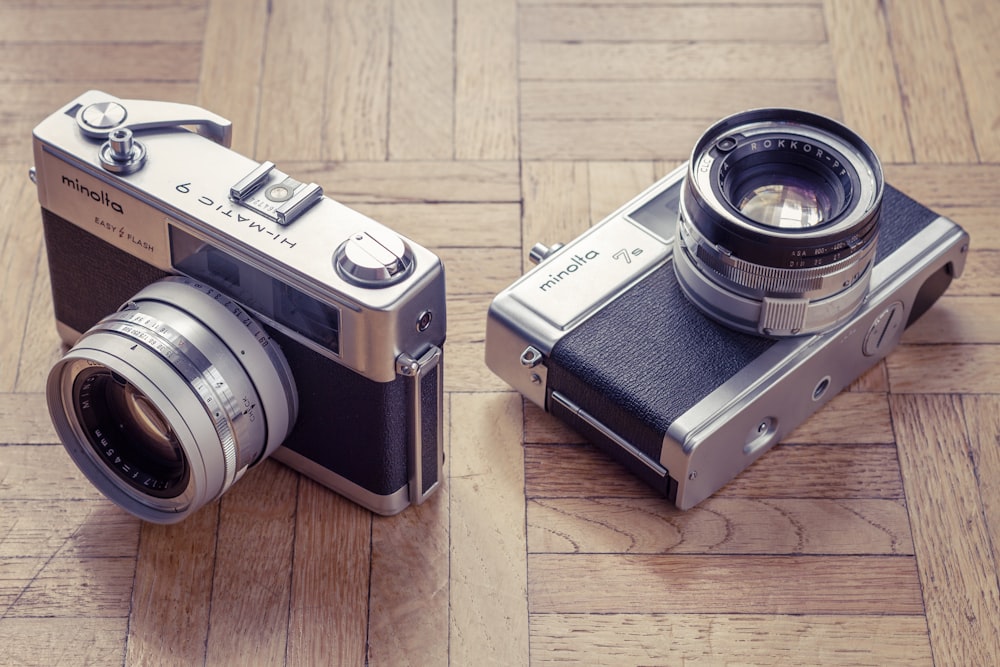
[679,213,878,298]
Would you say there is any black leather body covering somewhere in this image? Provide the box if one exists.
[545,185,940,494]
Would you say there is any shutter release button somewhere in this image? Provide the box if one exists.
[335,230,414,286]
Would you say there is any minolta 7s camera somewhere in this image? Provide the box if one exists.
[486,109,968,510]
[33,91,446,523]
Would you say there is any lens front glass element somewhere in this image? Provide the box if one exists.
[730,165,838,229]
[73,367,188,498]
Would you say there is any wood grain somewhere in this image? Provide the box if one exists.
[449,392,529,665]
[389,0,454,160]
[197,0,269,157]
[0,44,201,84]
[0,7,203,43]
[455,0,519,160]
[519,4,826,42]
[530,614,932,666]
[204,462,298,665]
[125,507,219,665]
[528,497,912,555]
[529,554,923,614]
[883,0,979,163]
[520,80,840,123]
[525,442,905,500]
[285,479,371,666]
[1,0,997,664]
[887,344,1000,394]
[585,161,658,225]
[369,489,450,665]
[824,0,913,163]
[0,166,46,393]
[891,395,1000,665]
[521,161,592,256]
[520,41,835,81]
[0,619,127,667]
[944,0,1000,162]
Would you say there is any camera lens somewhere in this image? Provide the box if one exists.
[675,109,883,336]
[72,368,188,498]
[47,277,298,523]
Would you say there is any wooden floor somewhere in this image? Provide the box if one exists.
[1,0,999,664]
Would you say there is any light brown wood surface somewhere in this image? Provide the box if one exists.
[1,0,998,664]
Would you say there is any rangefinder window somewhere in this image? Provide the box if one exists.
[274,283,341,353]
[627,184,681,241]
[170,225,341,355]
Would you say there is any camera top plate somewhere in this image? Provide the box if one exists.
[32,90,447,383]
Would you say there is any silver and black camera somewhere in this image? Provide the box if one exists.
[486,109,968,509]
[32,91,446,523]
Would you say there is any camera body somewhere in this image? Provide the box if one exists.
[33,91,446,519]
[486,161,968,510]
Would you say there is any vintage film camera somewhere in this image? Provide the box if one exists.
[32,91,446,523]
[486,109,968,510]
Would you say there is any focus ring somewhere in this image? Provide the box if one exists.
[680,214,878,298]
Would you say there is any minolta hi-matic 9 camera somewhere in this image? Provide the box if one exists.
[32,91,446,523]
[486,109,969,510]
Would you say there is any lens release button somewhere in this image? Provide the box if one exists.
[335,230,414,286]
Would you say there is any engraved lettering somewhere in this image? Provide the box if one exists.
[538,250,601,292]
[175,181,298,250]
[62,175,124,214]
[127,232,155,253]
[93,216,116,234]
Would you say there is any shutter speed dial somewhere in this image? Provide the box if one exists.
[335,230,415,286]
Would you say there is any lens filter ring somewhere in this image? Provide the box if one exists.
[682,109,883,270]
[47,276,298,523]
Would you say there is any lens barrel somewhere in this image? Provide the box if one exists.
[674,109,884,336]
[47,277,298,523]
